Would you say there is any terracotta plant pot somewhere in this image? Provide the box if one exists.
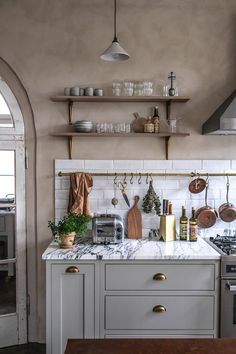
[59,232,76,249]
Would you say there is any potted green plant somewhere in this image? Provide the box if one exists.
[48,212,91,249]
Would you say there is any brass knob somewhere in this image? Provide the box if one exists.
[153,305,166,313]
[65,266,80,273]
[153,273,167,281]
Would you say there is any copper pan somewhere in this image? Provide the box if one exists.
[219,176,236,223]
[196,179,217,228]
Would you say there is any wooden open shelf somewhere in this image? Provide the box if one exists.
[51,95,191,160]
[51,132,189,137]
[51,95,190,103]
[51,132,190,160]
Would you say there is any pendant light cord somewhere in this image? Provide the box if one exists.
[114,0,117,41]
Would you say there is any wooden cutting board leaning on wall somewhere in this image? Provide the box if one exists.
[127,196,142,239]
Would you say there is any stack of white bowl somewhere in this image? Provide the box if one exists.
[74,120,93,132]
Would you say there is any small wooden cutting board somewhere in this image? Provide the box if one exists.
[127,195,142,239]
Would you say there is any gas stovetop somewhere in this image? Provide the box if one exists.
[209,233,236,256]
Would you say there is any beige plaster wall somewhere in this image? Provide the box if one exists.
[0,0,236,342]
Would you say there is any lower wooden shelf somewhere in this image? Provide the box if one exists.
[51,131,190,160]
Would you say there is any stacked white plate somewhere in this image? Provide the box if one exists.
[74,120,93,132]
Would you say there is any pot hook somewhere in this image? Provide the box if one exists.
[226,175,230,205]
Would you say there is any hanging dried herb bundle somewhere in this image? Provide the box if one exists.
[142,181,161,215]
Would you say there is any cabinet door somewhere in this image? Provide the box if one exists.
[50,263,95,354]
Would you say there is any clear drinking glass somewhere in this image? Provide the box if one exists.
[143,81,153,96]
[168,118,177,133]
[112,81,123,96]
[133,81,144,96]
[125,123,131,133]
[123,80,134,96]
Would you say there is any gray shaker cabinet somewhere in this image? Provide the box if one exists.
[100,261,220,339]
[46,262,99,354]
[46,260,220,354]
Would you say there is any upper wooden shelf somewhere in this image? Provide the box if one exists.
[50,95,190,103]
[51,132,190,138]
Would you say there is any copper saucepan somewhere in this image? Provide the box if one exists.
[218,176,236,223]
[196,179,218,228]
[189,174,206,194]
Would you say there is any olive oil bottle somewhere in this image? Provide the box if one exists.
[179,206,188,241]
[189,207,198,242]
[152,106,160,133]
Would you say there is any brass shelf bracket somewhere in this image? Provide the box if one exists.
[68,136,73,159]
[68,100,73,125]
[165,136,170,160]
[166,100,171,123]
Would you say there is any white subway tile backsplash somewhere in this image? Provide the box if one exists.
[89,199,98,210]
[202,160,231,170]
[172,160,202,170]
[153,180,179,189]
[143,160,173,170]
[55,199,68,209]
[55,159,84,171]
[84,160,113,170]
[113,160,143,170]
[61,178,70,189]
[89,190,104,199]
[54,159,236,233]
[55,190,69,200]
[92,178,110,189]
[55,178,61,190]
[163,189,189,200]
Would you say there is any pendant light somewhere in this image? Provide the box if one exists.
[100,0,129,62]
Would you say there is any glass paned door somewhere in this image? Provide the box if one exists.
[0,150,18,346]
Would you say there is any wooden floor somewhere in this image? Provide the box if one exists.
[0,343,45,354]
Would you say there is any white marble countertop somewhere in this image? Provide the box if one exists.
[42,236,221,261]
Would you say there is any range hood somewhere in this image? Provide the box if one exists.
[202,89,236,135]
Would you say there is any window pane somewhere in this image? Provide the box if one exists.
[0,176,15,198]
[0,92,13,127]
[0,263,16,315]
[0,151,14,175]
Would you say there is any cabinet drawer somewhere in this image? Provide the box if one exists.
[105,295,214,330]
[105,264,215,291]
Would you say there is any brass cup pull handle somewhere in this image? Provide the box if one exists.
[66,266,80,273]
[153,273,167,281]
[153,305,166,313]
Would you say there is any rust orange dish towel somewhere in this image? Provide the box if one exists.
[68,172,93,216]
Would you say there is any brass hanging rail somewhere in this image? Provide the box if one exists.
[58,171,236,178]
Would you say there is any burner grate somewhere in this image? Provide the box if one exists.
[209,233,236,255]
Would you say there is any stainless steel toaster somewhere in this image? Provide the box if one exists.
[92,214,124,244]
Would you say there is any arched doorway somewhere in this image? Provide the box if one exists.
[0,58,37,346]
[0,78,27,346]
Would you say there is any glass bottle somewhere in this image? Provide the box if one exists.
[179,206,188,241]
[152,106,160,133]
[189,207,198,242]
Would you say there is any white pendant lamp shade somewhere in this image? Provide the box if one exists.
[100,0,129,62]
[100,38,129,61]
